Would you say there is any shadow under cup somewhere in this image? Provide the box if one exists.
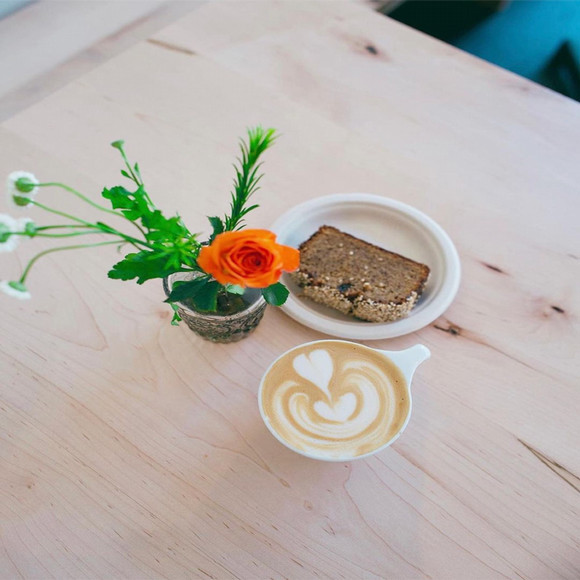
[258,340,414,462]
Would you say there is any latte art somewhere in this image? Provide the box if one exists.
[260,341,410,459]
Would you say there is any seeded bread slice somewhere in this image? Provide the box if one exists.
[291,225,430,322]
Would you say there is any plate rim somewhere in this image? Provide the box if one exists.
[271,193,461,340]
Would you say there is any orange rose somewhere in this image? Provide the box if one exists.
[197,229,299,288]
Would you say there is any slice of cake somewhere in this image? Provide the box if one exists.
[291,226,430,322]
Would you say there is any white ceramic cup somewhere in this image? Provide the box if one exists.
[258,339,430,462]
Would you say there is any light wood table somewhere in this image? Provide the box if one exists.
[1,2,579,578]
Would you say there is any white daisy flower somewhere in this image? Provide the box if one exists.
[7,171,39,207]
[0,213,20,253]
[0,280,31,300]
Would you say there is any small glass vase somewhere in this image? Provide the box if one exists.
[163,272,267,343]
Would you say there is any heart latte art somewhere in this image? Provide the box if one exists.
[260,341,410,459]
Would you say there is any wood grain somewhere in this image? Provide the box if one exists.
[1,1,579,578]
[0,1,206,121]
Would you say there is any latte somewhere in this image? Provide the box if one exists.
[259,340,410,460]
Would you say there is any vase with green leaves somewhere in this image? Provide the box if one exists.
[1,127,299,342]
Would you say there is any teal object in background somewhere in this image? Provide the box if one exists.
[454,1,580,89]
[0,0,33,20]
[390,0,580,101]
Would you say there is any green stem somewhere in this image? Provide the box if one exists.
[33,225,142,248]
[119,150,140,185]
[36,224,97,231]
[12,230,100,238]
[113,144,155,206]
[38,182,119,216]
[37,182,148,238]
[30,200,156,250]
[31,200,93,226]
[40,231,101,238]
[96,223,156,250]
[19,241,120,284]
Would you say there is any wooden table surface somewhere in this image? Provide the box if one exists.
[1,2,579,578]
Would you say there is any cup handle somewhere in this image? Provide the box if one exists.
[378,344,431,388]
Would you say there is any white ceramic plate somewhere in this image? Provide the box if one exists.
[271,193,461,340]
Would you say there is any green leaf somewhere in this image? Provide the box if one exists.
[101,185,195,250]
[192,281,220,312]
[141,211,187,241]
[108,251,183,284]
[261,282,289,306]
[165,276,210,303]
[100,143,201,292]
[170,303,182,326]
[225,283,244,295]
[101,185,149,219]
[207,216,224,242]
[101,185,140,212]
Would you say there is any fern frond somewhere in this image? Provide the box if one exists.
[223,127,277,232]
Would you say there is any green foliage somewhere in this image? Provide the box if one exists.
[169,303,182,326]
[6,133,291,323]
[207,215,224,243]
[261,282,289,306]
[101,186,189,243]
[165,277,248,322]
[164,276,210,303]
[101,185,148,220]
[104,133,281,310]
[208,126,277,239]
[101,158,201,285]
[224,283,244,295]
[192,281,221,312]
[108,250,190,284]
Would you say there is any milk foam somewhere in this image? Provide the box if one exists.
[261,342,410,459]
[293,349,333,399]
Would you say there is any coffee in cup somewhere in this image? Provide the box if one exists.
[259,340,414,461]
